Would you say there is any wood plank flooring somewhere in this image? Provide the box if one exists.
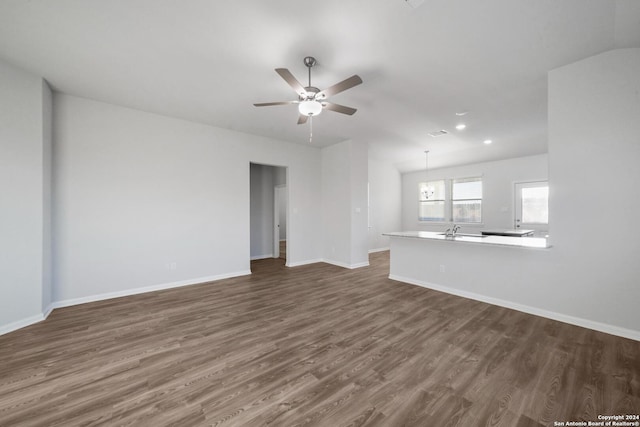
[1,251,638,426]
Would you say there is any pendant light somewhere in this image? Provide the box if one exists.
[422,150,434,200]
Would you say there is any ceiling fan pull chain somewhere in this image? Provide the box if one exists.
[309,115,313,143]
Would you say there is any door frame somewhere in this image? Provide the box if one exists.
[273,184,287,260]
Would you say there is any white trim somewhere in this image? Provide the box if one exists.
[1,271,252,336]
[286,258,370,269]
[368,247,390,253]
[349,261,370,269]
[322,259,370,269]
[286,258,323,267]
[250,254,273,260]
[0,303,56,336]
[52,270,252,310]
[42,303,54,319]
[388,274,640,342]
[0,312,47,336]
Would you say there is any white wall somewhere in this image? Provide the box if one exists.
[402,154,548,233]
[53,94,322,304]
[349,140,369,266]
[321,139,369,268]
[368,158,402,251]
[547,48,640,335]
[0,60,51,333]
[42,80,53,313]
[322,141,352,266]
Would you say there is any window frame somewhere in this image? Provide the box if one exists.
[418,179,446,222]
[451,176,483,224]
[418,176,483,224]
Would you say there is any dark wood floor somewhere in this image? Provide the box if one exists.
[1,251,638,426]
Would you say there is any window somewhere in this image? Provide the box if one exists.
[418,177,483,223]
[452,177,482,223]
[418,180,445,221]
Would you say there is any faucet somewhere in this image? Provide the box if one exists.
[444,224,461,237]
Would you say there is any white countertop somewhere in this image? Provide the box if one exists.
[383,231,550,249]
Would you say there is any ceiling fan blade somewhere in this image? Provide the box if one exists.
[316,75,363,99]
[297,114,308,125]
[275,68,307,97]
[322,102,357,115]
[253,101,298,107]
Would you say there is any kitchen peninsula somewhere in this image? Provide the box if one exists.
[384,230,549,249]
[383,230,554,322]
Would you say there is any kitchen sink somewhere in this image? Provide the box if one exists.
[437,233,488,238]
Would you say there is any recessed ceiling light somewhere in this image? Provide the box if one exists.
[483,139,493,145]
[455,124,466,130]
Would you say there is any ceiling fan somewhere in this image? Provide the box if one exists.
[253,56,363,128]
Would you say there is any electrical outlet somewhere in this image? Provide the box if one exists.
[439,264,446,273]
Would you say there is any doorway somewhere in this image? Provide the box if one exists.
[249,163,287,264]
[514,181,549,235]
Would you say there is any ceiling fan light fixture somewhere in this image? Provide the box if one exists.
[298,100,323,116]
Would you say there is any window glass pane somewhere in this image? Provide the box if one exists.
[452,200,482,223]
[522,186,548,224]
[419,180,445,201]
[452,178,482,200]
[452,177,482,223]
[419,201,445,221]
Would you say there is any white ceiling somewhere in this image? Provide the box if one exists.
[1,0,638,172]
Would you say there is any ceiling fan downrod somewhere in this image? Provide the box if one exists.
[303,56,316,89]
[304,57,317,143]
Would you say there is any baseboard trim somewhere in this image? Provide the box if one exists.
[286,258,324,267]
[0,301,58,336]
[250,254,273,260]
[389,274,640,342]
[42,303,54,319]
[323,259,370,269]
[0,312,47,336]
[52,270,252,310]
[286,258,370,269]
[368,247,390,254]
[1,271,253,336]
